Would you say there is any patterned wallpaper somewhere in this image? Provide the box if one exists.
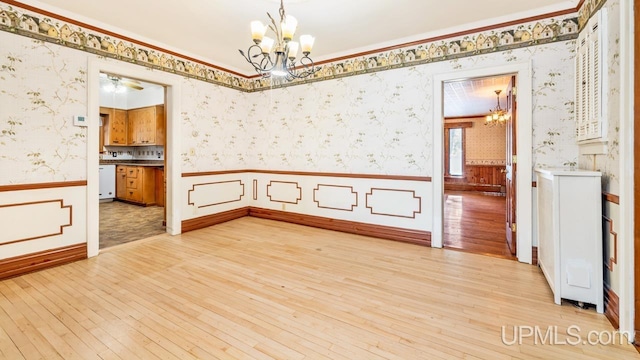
[233,40,577,177]
[0,28,580,183]
[447,117,507,165]
[0,0,613,184]
[180,78,251,171]
[0,33,88,183]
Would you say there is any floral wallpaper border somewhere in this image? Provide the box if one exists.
[0,0,605,92]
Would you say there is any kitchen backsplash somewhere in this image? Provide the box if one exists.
[102,146,164,160]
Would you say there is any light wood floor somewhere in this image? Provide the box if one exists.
[444,191,515,260]
[0,217,636,359]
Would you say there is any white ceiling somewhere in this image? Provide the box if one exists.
[22,0,577,116]
[444,75,513,118]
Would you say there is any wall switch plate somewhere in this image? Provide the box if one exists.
[73,115,87,127]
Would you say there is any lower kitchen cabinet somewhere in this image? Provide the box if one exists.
[116,165,156,206]
[155,167,165,207]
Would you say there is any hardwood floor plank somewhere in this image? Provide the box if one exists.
[0,217,637,359]
[444,191,515,259]
[0,323,25,360]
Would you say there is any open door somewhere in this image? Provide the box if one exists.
[505,75,517,255]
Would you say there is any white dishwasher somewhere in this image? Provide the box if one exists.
[99,164,116,202]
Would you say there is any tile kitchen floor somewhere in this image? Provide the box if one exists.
[99,201,165,249]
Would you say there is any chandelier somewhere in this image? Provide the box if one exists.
[485,90,508,126]
[238,0,317,81]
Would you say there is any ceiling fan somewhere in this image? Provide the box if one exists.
[100,73,144,91]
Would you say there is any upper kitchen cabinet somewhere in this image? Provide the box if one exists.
[128,105,165,146]
[101,107,128,146]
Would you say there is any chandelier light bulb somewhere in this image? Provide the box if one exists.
[260,36,275,54]
[281,15,298,41]
[287,41,299,59]
[299,35,314,54]
[251,21,267,43]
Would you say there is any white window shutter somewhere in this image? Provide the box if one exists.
[574,8,607,143]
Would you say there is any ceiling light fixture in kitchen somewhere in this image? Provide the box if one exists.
[238,0,317,81]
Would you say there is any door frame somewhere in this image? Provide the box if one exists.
[86,59,182,257]
[626,0,637,342]
[432,62,533,264]
[505,75,517,255]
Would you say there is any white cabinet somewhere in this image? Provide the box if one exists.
[535,168,603,313]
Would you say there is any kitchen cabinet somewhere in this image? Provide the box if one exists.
[116,165,156,206]
[99,114,105,153]
[101,107,128,146]
[116,165,127,199]
[155,167,165,207]
[128,105,165,146]
[535,167,603,313]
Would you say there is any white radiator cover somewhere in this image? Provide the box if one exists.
[535,167,603,313]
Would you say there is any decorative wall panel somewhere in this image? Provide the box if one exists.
[266,181,302,204]
[187,180,244,208]
[252,179,258,200]
[313,184,357,211]
[251,171,431,231]
[366,188,421,219]
[0,199,71,245]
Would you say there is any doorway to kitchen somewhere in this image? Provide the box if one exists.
[98,73,167,249]
[441,74,517,260]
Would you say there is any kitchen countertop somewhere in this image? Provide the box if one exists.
[99,160,164,167]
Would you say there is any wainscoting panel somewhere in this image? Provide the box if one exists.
[187,180,245,208]
[313,184,358,211]
[0,200,71,246]
[181,171,432,240]
[366,188,421,218]
[444,165,505,192]
[602,196,621,315]
[250,172,432,232]
[266,181,302,204]
[181,174,249,221]
[0,183,87,260]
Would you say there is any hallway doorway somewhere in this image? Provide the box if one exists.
[441,74,516,259]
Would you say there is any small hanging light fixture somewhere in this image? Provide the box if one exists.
[485,90,508,126]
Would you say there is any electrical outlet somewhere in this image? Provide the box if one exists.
[189,148,196,156]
